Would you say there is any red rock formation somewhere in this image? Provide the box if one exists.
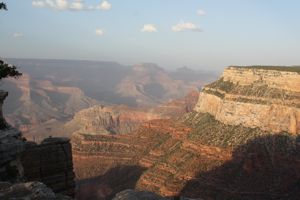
[72,119,232,199]
[65,90,199,138]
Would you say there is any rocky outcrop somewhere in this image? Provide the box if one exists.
[65,90,199,137]
[0,91,8,129]
[66,105,161,136]
[0,127,25,182]
[112,189,167,200]
[194,66,300,134]
[21,137,75,196]
[0,181,72,200]
[0,90,25,182]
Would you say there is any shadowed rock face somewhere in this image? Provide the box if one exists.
[21,137,75,197]
[0,181,72,200]
[0,90,25,182]
[0,91,8,129]
[112,189,167,200]
[181,134,300,200]
[76,166,147,200]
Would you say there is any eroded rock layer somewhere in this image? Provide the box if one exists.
[72,119,232,198]
[222,66,300,92]
[194,66,300,134]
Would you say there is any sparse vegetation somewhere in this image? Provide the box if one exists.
[207,78,235,92]
[229,65,300,74]
[0,60,22,129]
[182,112,276,148]
[0,2,7,10]
[204,78,300,107]
[202,88,225,98]
[0,60,22,80]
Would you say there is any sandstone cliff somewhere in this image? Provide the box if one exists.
[194,66,300,134]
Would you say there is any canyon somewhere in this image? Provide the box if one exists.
[1,64,299,200]
[2,58,213,141]
[72,66,300,200]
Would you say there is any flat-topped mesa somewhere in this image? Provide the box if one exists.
[194,66,300,134]
[223,66,300,92]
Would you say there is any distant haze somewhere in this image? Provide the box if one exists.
[2,58,216,139]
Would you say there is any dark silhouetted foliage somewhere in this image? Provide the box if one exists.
[0,60,22,80]
[0,2,7,10]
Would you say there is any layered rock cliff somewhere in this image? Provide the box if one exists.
[194,66,300,134]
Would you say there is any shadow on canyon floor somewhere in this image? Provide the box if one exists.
[74,134,300,200]
[75,165,146,200]
[181,134,300,200]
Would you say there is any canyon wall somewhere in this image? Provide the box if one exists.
[194,66,300,134]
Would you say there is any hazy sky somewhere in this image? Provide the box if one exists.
[1,0,300,70]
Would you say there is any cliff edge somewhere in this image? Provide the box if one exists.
[194,66,300,134]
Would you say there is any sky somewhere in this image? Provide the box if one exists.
[0,0,300,71]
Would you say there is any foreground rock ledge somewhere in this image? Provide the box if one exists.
[0,181,72,200]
